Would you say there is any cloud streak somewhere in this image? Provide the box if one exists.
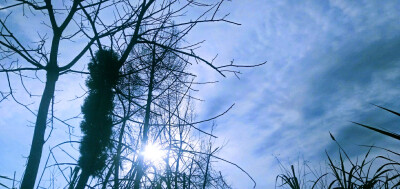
[1,1,400,188]
[191,1,400,188]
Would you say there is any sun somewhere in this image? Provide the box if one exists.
[121,143,166,175]
[142,143,166,165]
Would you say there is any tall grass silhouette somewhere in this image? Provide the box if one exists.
[277,105,400,189]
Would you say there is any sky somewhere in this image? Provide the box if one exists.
[187,1,400,188]
[1,0,400,188]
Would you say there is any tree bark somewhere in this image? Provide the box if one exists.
[75,169,90,189]
[133,47,156,189]
[21,29,61,189]
[114,118,128,189]
[102,163,114,189]
[20,70,58,189]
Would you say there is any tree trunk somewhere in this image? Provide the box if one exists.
[20,70,58,189]
[183,173,186,189]
[102,163,114,189]
[114,119,128,189]
[133,47,156,189]
[68,167,80,189]
[75,169,91,189]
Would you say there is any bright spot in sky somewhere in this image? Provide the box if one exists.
[142,143,166,165]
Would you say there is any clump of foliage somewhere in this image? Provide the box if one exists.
[78,49,120,179]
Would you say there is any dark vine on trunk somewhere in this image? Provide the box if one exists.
[75,49,120,189]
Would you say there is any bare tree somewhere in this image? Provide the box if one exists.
[101,24,257,188]
[1,0,263,188]
[0,0,161,187]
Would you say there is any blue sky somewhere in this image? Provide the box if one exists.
[188,1,400,188]
[1,0,400,188]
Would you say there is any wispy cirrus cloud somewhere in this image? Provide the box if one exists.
[190,1,400,188]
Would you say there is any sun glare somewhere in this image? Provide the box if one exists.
[142,143,166,165]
